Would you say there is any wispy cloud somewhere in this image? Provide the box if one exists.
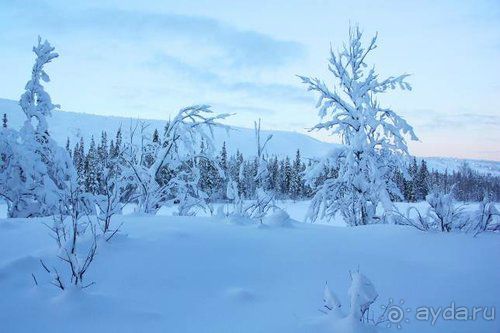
[145,53,312,103]
[212,103,277,116]
[421,112,500,130]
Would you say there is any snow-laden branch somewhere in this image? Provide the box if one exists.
[122,105,231,215]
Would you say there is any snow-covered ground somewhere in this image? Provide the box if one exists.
[0,202,498,333]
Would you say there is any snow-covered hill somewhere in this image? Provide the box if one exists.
[0,98,332,159]
[1,98,499,174]
[417,157,500,176]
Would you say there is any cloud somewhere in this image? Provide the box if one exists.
[405,108,500,132]
[212,103,277,116]
[146,53,312,103]
[0,1,305,69]
[423,112,500,130]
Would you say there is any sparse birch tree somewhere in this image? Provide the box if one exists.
[123,106,230,215]
[243,119,275,221]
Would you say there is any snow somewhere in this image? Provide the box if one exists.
[0,205,498,333]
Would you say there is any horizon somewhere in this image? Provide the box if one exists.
[1,96,500,163]
[1,97,499,165]
[1,0,499,160]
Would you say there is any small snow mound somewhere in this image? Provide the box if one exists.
[225,214,254,226]
[330,316,378,333]
[0,220,20,230]
[215,206,225,219]
[224,287,256,302]
[300,315,378,333]
[50,285,85,303]
[170,229,190,239]
[262,208,293,228]
[0,255,39,277]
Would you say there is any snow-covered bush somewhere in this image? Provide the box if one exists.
[0,37,73,218]
[392,206,432,232]
[469,195,499,236]
[41,182,98,290]
[262,207,292,228]
[122,106,230,215]
[394,189,469,232]
[226,178,244,215]
[299,26,417,226]
[240,119,276,221]
[425,190,463,232]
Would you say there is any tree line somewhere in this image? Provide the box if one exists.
[50,124,499,204]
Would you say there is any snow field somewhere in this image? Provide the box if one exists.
[0,209,498,333]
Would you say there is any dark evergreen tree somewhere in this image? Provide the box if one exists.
[198,138,223,200]
[415,160,430,200]
[268,155,280,195]
[65,138,71,157]
[111,127,122,159]
[96,131,110,193]
[84,136,100,194]
[73,137,86,190]
[290,149,304,199]
[219,142,228,173]
[152,128,160,145]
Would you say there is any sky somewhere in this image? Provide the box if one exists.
[0,0,499,161]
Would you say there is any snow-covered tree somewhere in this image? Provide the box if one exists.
[290,149,304,200]
[0,37,74,217]
[300,26,418,226]
[199,139,223,201]
[123,105,230,215]
[84,136,100,194]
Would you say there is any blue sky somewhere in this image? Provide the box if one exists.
[0,0,499,160]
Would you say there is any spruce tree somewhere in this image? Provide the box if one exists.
[111,128,122,159]
[65,138,71,157]
[290,149,303,199]
[84,136,99,194]
[219,142,228,173]
[416,160,430,200]
[407,157,419,202]
[284,156,292,195]
[74,137,86,190]
[152,128,160,145]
